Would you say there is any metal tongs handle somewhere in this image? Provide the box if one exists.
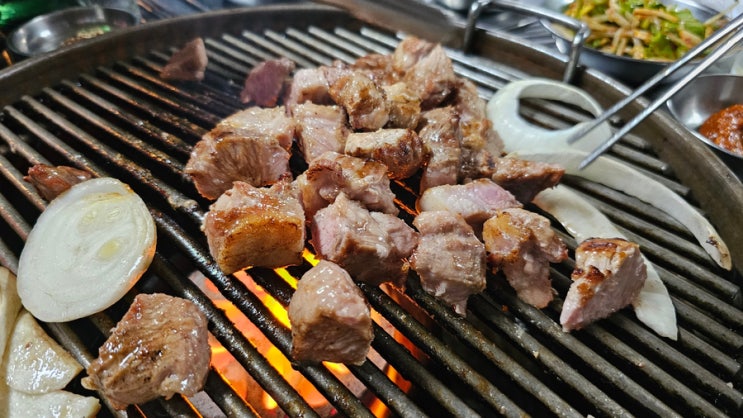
[464,0,590,83]
[570,12,743,169]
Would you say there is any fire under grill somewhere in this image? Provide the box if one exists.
[0,5,742,418]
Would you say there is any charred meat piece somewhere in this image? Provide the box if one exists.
[284,67,334,111]
[403,44,458,109]
[345,128,425,179]
[185,107,295,200]
[352,53,400,86]
[24,164,92,201]
[329,71,389,131]
[410,211,486,316]
[483,208,568,308]
[203,178,305,274]
[454,79,504,180]
[311,194,418,287]
[297,151,398,218]
[294,103,349,163]
[491,157,565,203]
[288,260,373,365]
[240,57,295,106]
[160,38,208,81]
[417,106,461,192]
[82,293,210,410]
[383,82,421,129]
[561,238,647,332]
[392,36,437,74]
[418,178,522,233]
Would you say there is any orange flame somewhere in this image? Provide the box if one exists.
[202,266,404,417]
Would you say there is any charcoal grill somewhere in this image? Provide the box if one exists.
[1,4,742,417]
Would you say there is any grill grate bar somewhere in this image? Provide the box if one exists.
[0,206,251,417]
[546,265,743,412]
[203,38,256,75]
[361,281,576,417]
[405,276,632,417]
[52,82,194,158]
[240,30,316,69]
[249,266,475,418]
[96,67,221,126]
[71,75,209,139]
[153,214,391,417]
[23,94,188,177]
[115,61,239,118]
[491,279,737,417]
[285,28,358,64]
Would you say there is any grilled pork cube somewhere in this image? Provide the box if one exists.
[329,71,389,131]
[491,157,565,203]
[483,208,568,308]
[410,211,486,316]
[297,151,398,218]
[345,128,425,179]
[185,107,295,200]
[383,82,421,129]
[294,103,349,163]
[311,194,418,287]
[418,178,522,232]
[24,164,92,201]
[160,38,208,81]
[392,36,436,74]
[240,57,295,106]
[454,79,504,180]
[82,293,210,410]
[203,179,305,274]
[418,106,461,192]
[403,44,458,109]
[352,53,400,86]
[561,238,647,331]
[289,260,373,365]
[284,67,334,111]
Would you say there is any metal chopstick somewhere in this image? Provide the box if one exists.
[567,12,743,169]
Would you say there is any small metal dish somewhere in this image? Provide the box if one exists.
[540,0,721,85]
[7,6,138,59]
[666,74,743,169]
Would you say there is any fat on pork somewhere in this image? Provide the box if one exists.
[203,178,305,274]
[483,208,568,308]
[185,106,295,200]
[82,293,210,410]
[344,128,425,179]
[288,260,373,365]
[311,193,417,287]
[410,211,486,315]
[561,238,647,331]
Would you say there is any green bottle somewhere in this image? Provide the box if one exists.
[0,0,77,29]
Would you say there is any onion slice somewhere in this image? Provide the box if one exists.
[514,149,731,271]
[486,78,731,270]
[485,78,613,154]
[534,185,678,340]
[17,177,156,322]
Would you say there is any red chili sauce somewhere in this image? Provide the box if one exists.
[699,104,743,156]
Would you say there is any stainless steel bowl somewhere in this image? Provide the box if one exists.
[540,0,721,85]
[666,74,743,171]
[7,6,139,59]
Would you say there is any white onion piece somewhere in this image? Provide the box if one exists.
[485,78,613,153]
[534,185,678,340]
[513,149,731,271]
[487,78,731,270]
[17,177,156,322]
